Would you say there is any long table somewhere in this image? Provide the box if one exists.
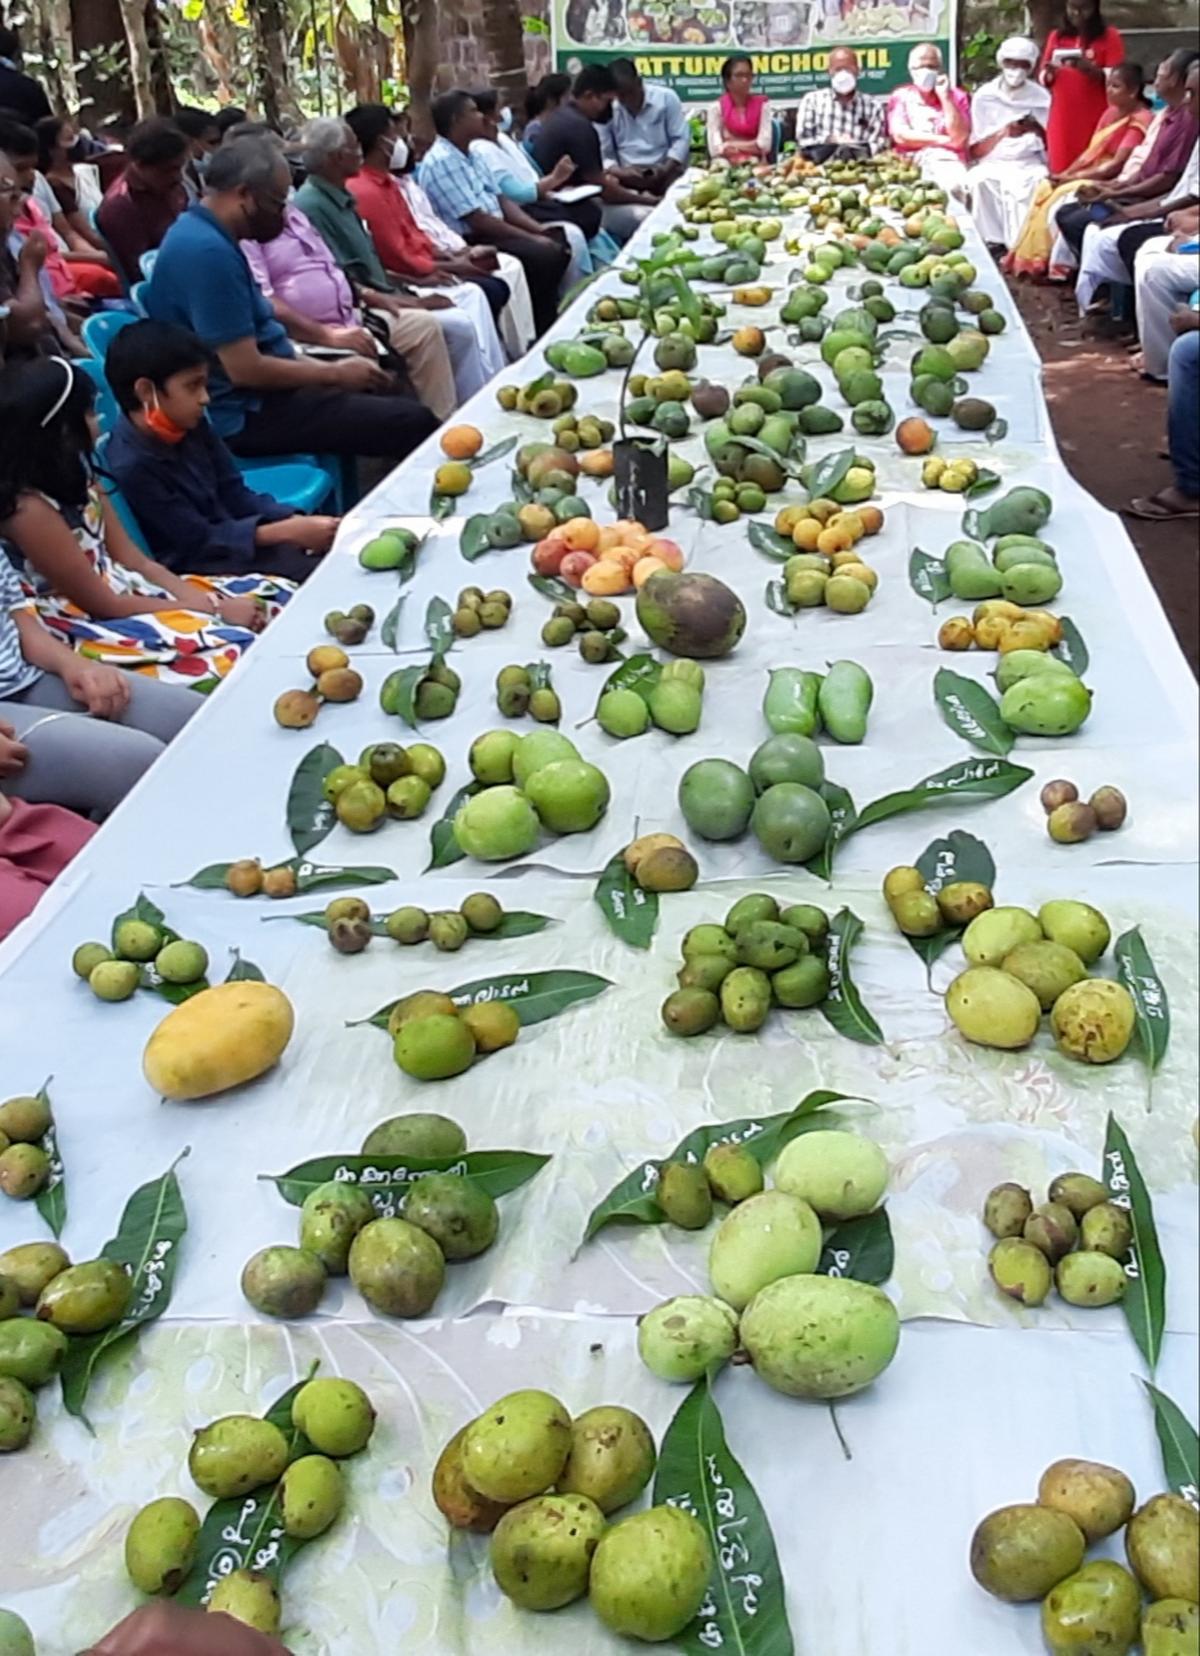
[1,177,1196,1654]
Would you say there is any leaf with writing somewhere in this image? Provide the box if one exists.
[182,862,234,891]
[426,780,478,871]
[293,863,396,894]
[600,652,662,707]
[854,757,1033,835]
[383,664,425,731]
[287,742,342,857]
[984,417,1008,444]
[110,893,166,951]
[685,485,716,520]
[583,1091,851,1243]
[471,434,518,470]
[360,969,611,1032]
[1142,1382,1199,1502]
[934,668,1014,757]
[424,596,455,659]
[747,520,795,562]
[822,909,884,1046]
[594,853,659,948]
[430,490,456,521]
[278,909,552,941]
[225,953,265,983]
[1053,616,1088,676]
[1114,928,1170,1075]
[266,1149,551,1212]
[528,573,575,605]
[459,513,493,561]
[60,1158,188,1425]
[381,593,406,652]
[818,1208,894,1284]
[765,579,795,618]
[32,1080,65,1239]
[176,1371,316,1607]
[805,447,854,499]
[907,830,997,974]
[1103,1114,1165,1373]
[965,467,1002,499]
[909,548,951,608]
[805,781,857,881]
[654,1379,795,1656]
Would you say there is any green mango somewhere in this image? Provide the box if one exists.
[651,401,690,439]
[798,405,845,435]
[863,294,895,323]
[758,414,798,455]
[945,541,1003,601]
[821,329,867,367]
[841,370,883,406]
[993,542,1058,573]
[851,400,894,436]
[764,367,822,410]
[1000,673,1092,737]
[699,255,728,281]
[0,1317,68,1387]
[796,315,828,342]
[543,341,571,371]
[625,395,657,428]
[911,344,957,382]
[970,486,1053,540]
[913,375,955,417]
[831,307,878,341]
[781,289,824,323]
[994,534,1056,559]
[703,419,732,457]
[1000,562,1063,606]
[995,651,1078,694]
[722,258,759,285]
[559,343,607,378]
[601,334,635,367]
[734,385,783,413]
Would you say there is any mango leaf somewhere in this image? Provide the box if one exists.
[425,596,455,658]
[1103,1114,1165,1372]
[909,548,951,607]
[471,434,518,470]
[528,573,575,604]
[359,969,611,1032]
[765,579,795,618]
[582,1091,851,1243]
[1114,927,1170,1075]
[748,521,794,562]
[984,417,1008,444]
[686,485,716,520]
[818,1207,894,1284]
[225,953,265,982]
[60,1157,188,1426]
[386,664,425,731]
[381,593,406,652]
[110,893,165,951]
[965,467,1002,499]
[181,862,234,890]
[426,780,478,871]
[1053,616,1088,676]
[526,660,554,696]
[822,908,884,1046]
[430,490,456,520]
[654,1379,795,1656]
[805,781,857,882]
[594,853,659,948]
[853,757,1032,834]
[511,471,535,506]
[459,513,493,561]
[600,651,662,708]
[176,1369,317,1607]
[278,908,552,940]
[294,863,395,893]
[934,668,1014,757]
[907,831,997,975]
[32,1079,65,1239]
[265,1149,551,1213]
[805,447,854,499]
[288,742,342,857]
[1142,1382,1199,1502]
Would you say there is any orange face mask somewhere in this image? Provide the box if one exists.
[144,390,187,444]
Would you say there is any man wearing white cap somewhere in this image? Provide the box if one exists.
[967,36,1051,249]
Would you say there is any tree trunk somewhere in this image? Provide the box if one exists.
[1027,0,1059,41]
[70,0,131,121]
[198,13,235,106]
[251,0,301,127]
[30,0,78,109]
[400,0,437,141]
[479,0,526,106]
[143,0,174,113]
[114,0,155,117]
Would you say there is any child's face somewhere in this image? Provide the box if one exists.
[152,365,210,430]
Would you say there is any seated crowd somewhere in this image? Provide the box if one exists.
[0,18,1196,944]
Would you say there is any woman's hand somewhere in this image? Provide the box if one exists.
[216,595,265,632]
[84,1601,290,1655]
[0,721,28,777]
[62,660,131,719]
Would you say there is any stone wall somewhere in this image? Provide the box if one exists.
[426,6,550,98]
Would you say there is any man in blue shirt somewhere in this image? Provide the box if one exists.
[418,90,568,336]
[602,59,690,195]
[145,136,436,464]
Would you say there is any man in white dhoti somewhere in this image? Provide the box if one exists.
[968,37,1051,250]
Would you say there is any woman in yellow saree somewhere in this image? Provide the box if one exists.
[1003,63,1151,279]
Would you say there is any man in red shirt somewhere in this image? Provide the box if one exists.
[97,117,188,287]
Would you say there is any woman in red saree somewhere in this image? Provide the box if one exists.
[706,56,773,162]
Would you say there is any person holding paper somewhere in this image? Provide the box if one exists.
[967,36,1051,250]
[1040,0,1126,174]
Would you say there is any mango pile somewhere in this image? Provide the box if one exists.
[273,642,364,732]
[322,739,447,831]
[320,890,510,956]
[531,512,686,598]
[660,892,832,1037]
[72,914,208,1006]
[983,1168,1132,1312]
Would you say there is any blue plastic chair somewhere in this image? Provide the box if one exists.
[130,280,150,316]
[138,249,158,280]
[94,434,151,553]
[76,356,120,436]
[238,458,338,514]
[81,308,137,360]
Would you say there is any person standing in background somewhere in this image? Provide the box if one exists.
[0,26,50,126]
[968,36,1051,250]
[1040,0,1125,175]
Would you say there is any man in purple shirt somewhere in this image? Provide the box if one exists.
[96,117,189,286]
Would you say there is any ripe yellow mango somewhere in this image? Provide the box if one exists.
[143,982,295,1101]
[971,599,1025,626]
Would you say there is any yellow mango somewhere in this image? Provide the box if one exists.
[997,618,1056,653]
[974,615,1014,651]
[971,600,1025,625]
[1024,609,1063,644]
[144,982,295,1101]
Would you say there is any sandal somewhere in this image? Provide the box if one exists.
[1125,490,1200,521]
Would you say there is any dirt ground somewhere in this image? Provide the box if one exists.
[1008,279,1199,674]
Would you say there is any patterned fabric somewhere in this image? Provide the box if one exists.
[797,87,886,154]
[0,554,39,700]
[5,488,293,692]
[417,138,501,237]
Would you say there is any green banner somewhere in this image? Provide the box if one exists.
[553,0,958,104]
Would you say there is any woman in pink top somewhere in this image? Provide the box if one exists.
[887,43,971,192]
[706,57,773,162]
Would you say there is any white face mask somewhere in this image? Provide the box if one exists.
[389,136,409,172]
[498,106,514,134]
[912,66,939,92]
[1002,65,1030,89]
[831,69,857,96]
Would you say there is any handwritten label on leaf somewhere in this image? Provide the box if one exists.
[1052,616,1089,676]
[1103,1114,1165,1374]
[1142,1382,1199,1504]
[907,830,997,974]
[583,1091,851,1243]
[806,447,854,499]
[748,521,794,562]
[654,1379,795,1656]
[32,1080,65,1238]
[459,513,492,560]
[819,1208,894,1284]
[601,652,662,708]
[424,597,455,658]
[266,1149,550,1213]
[822,908,884,1046]
[909,548,951,607]
[594,853,659,948]
[854,756,1032,834]
[471,434,518,470]
[426,780,478,871]
[60,1158,188,1425]
[381,593,405,652]
[765,579,795,618]
[934,668,1014,757]
[806,781,857,882]
[360,969,611,1032]
[1115,927,1170,1075]
[528,573,575,605]
[287,742,342,857]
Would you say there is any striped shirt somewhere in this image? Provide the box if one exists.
[0,553,40,699]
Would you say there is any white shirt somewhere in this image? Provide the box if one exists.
[970,73,1051,162]
[1164,140,1200,208]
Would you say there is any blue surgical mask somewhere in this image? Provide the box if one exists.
[498,106,514,134]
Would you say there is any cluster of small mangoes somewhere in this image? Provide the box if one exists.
[0,1094,54,1208]
[71,918,208,1006]
[322,601,374,646]
[273,643,364,732]
[619,832,699,892]
[321,739,446,832]
[495,663,559,723]
[598,661,707,740]
[542,409,616,455]
[776,499,884,615]
[938,601,1063,655]
[984,1169,1132,1313]
[0,1234,133,1453]
[542,595,623,661]
[121,1375,376,1633]
[320,890,507,956]
[971,1456,1197,1656]
[387,987,521,1082]
[495,375,579,420]
[451,584,512,638]
[545,330,635,375]
[1039,777,1128,846]
[532,514,686,597]
[919,453,984,494]
[937,531,1063,609]
[433,1387,712,1646]
[661,894,832,1038]
[380,657,461,725]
